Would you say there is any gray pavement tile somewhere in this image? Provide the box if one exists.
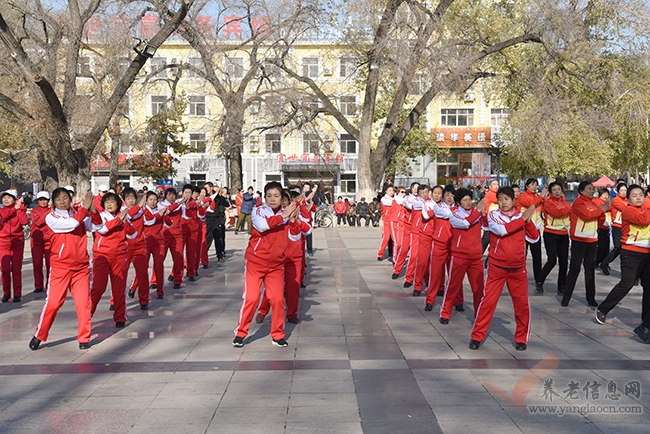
[289,393,357,407]
[206,423,286,434]
[285,422,363,434]
[361,420,443,434]
[148,393,223,409]
[134,407,214,426]
[218,392,289,408]
[212,406,288,424]
[436,420,523,434]
[287,404,360,423]
[77,395,155,410]
[290,379,356,394]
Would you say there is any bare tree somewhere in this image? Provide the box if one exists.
[0,0,193,192]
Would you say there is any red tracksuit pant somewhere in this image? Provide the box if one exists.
[235,259,285,340]
[145,237,165,296]
[377,221,397,259]
[128,251,150,306]
[31,239,51,291]
[440,255,483,320]
[91,253,129,323]
[259,256,301,319]
[424,243,455,305]
[393,225,412,275]
[182,226,198,278]
[199,223,208,268]
[164,231,184,285]
[471,264,531,344]
[414,234,432,291]
[1,239,24,298]
[405,231,421,284]
[34,266,91,343]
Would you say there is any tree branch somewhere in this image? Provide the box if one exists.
[0,91,34,120]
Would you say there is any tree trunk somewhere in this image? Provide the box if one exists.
[229,152,243,192]
[109,134,120,190]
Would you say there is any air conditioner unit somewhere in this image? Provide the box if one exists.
[249,144,259,152]
[249,135,259,143]
[323,68,333,76]
[323,134,334,142]
[464,92,475,102]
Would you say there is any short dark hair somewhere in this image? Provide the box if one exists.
[454,188,472,204]
[511,184,520,190]
[165,188,177,198]
[146,191,158,200]
[548,181,564,192]
[598,188,610,197]
[248,186,254,190]
[182,184,194,193]
[431,185,443,194]
[51,187,70,202]
[302,181,312,189]
[410,182,420,189]
[121,187,137,200]
[627,184,644,197]
[524,178,538,187]
[264,181,283,196]
[616,182,627,190]
[443,184,456,195]
[101,192,123,210]
[204,181,214,187]
[418,184,430,193]
[578,181,592,194]
[289,190,300,199]
[496,186,515,200]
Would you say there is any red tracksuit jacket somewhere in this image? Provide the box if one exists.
[449,206,483,259]
[0,205,28,245]
[246,205,290,266]
[432,201,453,245]
[487,209,540,268]
[126,206,146,256]
[569,194,604,243]
[542,195,571,235]
[90,210,134,255]
[620,204,650,254]
[143,204,168,240]
[610,195,627,228]
[46,207,90,267]
[30,205,53,245]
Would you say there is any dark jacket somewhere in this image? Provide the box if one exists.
[241,192,255,214]
[357,202,369,216]
[368,202,382,215]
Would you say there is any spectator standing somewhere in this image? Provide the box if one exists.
[235,187,255,234]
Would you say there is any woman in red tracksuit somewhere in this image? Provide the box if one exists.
[142,191,169,299]
[180,184,201,282]
[439,188,485,323]
[233,182,297,348]
[514,178,548,286]
[377,186,398,261]
[599,184,627,275]
[89,192,133,328]
[470,186,539,351]
[562,181,607,307]
[392,183,420,279]
[160,188,184,289]
[413,185,433,296]
[424,185,457,310]
[596,185,650,344]
[0,190,28,303]
[257,190,312,324]
[536,182,571,294]
[30,189,94,350]
[30,191,52,293]
[122,188,151,310]
[404,185,433,288]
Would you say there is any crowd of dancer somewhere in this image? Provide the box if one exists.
[376,179,650,349]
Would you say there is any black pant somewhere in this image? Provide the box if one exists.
[601,226,622,268]
[596,227,610,266]
[336,214,347,225]
[527,239,543,283]
[206,216,226,259]
[481,230,490,253]
[371,214,380,225]
[305,233,313,253]
[539,232,569,290]
[599,251,650,325]
[563,241,597,304]
[358,215,370,226]
[347,215,356,226]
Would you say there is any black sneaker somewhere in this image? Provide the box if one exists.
[109,305,114,311]
[557,286,565,294]
[634,325,650,344]
[115,322,126,328]
[173,284,181,289]
[203,265,209,269]
[232,336,245,347]
[404,281,412,288]
[469,339,481,350]
[587,299,598,307]
[189,276,196,282]
[29,336,41,350]
[595,309,606,324]
[287,316,301,324]
[535,282,544,294]
[128,290,135,299]
[437,290,444,297]
[300,284,306,288]
[515,342,527,351]
[33,288,44,293]
[439,318,449,325]
[391,273,399,280]
[79,342,91,350]
[157,294,164,300]
[412,290,421,297]
[234,231,238,235]
[140,304,148,311]
[455,304,464,312]
[424,304,433,311]
[167,275,174,282]
[1,295,9,303]
[272,338,288,348]
[151,284,158,290]
[377,257,383,261]
[13,296,21,303]
[600,264,610,275]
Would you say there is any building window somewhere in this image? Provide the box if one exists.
[410,74,426,95]
[340,95,357,116]
[186,56,203,78]
[302,57,319,78]
[340,174,356,193]
[266,174,281,182]
[150,57,167,78]
[78,55,92,76]
[190,173,206,186]
[339,134,357,154]
[265,133,281,153]
[491,108,509,127]
[262,58,283,81]
[151,95,167,116]
[441,108,474,127]
[339,57,356,78]
[302,133,319,154]
[225,56,244,79]
[118,175,131,189]
[189,133,207,153]
[188,95,206,116]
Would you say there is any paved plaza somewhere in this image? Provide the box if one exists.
[0,227,649,433]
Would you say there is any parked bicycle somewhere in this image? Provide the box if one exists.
[314,206,333,228]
